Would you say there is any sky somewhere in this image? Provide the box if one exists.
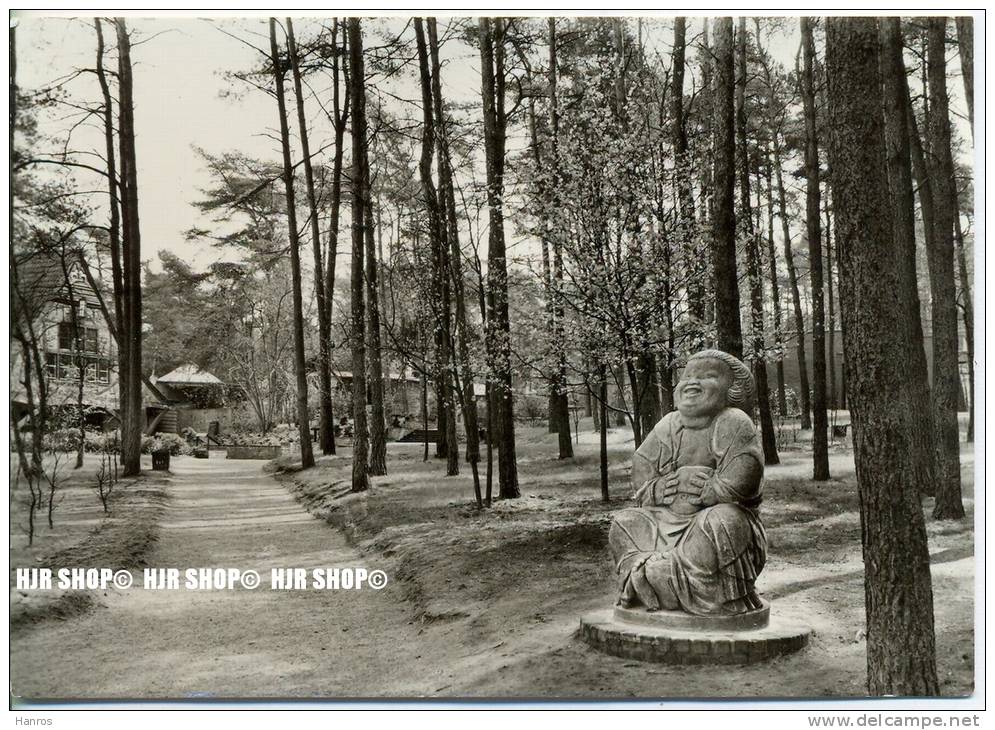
[12,13,974,277]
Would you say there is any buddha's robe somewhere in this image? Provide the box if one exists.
[608,407,767,615]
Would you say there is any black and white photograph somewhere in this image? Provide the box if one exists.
[8,9,982,716]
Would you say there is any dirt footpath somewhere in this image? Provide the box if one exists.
[10,444,974,701]
[9,455,450,700]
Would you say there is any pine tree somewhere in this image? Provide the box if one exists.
[924,18,965,520]
[710,17,742,358]
[800,18,829,479]
[347,17,369,492]
[825,16,939,696]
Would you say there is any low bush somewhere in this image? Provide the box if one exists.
[146,433,191,456]
[43,429,191,456]
[44,428,120,454]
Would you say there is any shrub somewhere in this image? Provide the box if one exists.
[44,428,124,454]
[43,429,193,456]
[148,433,191,456]
[87,431,120,454]
[43,428,82,453]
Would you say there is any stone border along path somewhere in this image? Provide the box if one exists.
[9,455,450,700]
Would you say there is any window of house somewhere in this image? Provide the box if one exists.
[58,322,99,353]
[44,353,110,384]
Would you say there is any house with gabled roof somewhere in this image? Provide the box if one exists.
[11,249,169,432]
[11,250,121,426]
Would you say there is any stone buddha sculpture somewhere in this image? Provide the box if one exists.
[608,349,767,616]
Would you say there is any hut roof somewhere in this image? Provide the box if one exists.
[156,364,224,386]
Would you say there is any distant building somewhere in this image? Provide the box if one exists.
[150,363,247,433]
[11,251,121,428]
[10,249,170,432]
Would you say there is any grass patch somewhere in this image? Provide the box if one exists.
[10,476,170,632]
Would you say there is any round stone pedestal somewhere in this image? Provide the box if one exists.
[580,603,811,665]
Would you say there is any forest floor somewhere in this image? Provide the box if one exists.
[275,424,977,699]
[9,453,169,630]
[8,426,976,701]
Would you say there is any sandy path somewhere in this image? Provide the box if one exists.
[9,455,447,700]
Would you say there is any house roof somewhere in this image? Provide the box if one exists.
[156,364,224,386]
[331,369,420,384]
[13,249,104,310]
[147,380,186,403]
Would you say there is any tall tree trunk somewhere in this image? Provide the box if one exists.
[115,19,143,477]
[659,207,676,416]
[736,18,778,464]
[825,203,837,410]
[878,17,940,499]
[800,17,829,479]
[421,365,429,462]
[758,36,812,429]
[955,17,973,139]
[59,264,86,470]
[541,249,556,432]
[414,18,458,477]
[699,20,714,257]
[95,19,128,449]
[710,18,742,359]
[479,262,494,506]
[527,97,557,436]
[924,18,965,520]
[287,18,332,463]
[773,135,811,429]
[952,195,974,443]
[763,142,788,416]
[428,17,484,496]
[548,17,574,458]
[672,16,704,342]
[825,16,939,697]
[599,363,610,504]
[479,17,519,498]
[613,368,628,428]
[320,19,349,456]
[624,361,644,446]
[346,17,369,491]
[906,67,940,496]
[269,18,314,469]
[363,148,388,476]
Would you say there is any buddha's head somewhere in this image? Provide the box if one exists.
[675,349,755,419]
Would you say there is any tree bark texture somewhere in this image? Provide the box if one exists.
[736,18,778,465]
[825,16,939,697]
[800,17,829,479]
[710,18,742,359]
[287,18,334,463]
[878,17,939,499]
[347,17,369,491]
[114,19,143,477]
[924,18,965,520]
[479,17,519,498]
[269,17,314,469]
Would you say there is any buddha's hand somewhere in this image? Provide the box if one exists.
[686,470,721,508]
[634,473,680,507]
[657,473,681,506]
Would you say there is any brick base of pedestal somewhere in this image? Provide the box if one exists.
[579,608,811,665]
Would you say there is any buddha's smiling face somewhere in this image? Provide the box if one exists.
[676,357,733,419]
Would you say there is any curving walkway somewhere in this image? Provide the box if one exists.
[10,455,444,700]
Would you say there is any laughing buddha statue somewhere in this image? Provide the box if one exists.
[608,349,768,616]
